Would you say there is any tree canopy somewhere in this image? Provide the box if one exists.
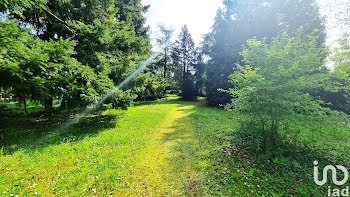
[204,0,326,106]
[0,0,168,112]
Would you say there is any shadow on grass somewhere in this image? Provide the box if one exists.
[159,101,343,196]
[0,109,121,155]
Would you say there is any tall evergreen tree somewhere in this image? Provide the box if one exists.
[1,0,153,110]
[3,0,150,109]
[204,0,326,106]
[281,0,326,47]
[156,24,174,79]
[171,25,197,100]
[193,48,206,96]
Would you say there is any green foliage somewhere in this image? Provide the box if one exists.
[0,21,98,113]
[0,0,44,16]
[109,89,136,110]
[227,33,335,154]
[0,100,43,115]
[156,24,174,79]
[204,0,326,106]
[310,35,350,114]
[134,73,166,100]
[332,35,350,73]
[0,0,156,111]
[324,35,350,113]
[171,25,198,100]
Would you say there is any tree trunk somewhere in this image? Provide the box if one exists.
[23,95,28,115]
[44,97,53,112]
[183,63,186,84]
[262,120,279,154]
[199,81,203,96]
[163,48,167,78]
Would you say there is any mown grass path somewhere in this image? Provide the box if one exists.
[119,103,202,196]
[0,98,231,196]
[2,97,350,196]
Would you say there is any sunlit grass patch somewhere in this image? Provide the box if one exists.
[0,103,171,196]
[1,97,349,196]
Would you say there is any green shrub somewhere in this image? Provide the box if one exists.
[109,90,136,110]
[227,32,343,155]
[137,74,166,101]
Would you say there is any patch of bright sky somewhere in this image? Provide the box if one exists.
[318,0,350,47]
[142,0,349,49]
[142,0,223,48]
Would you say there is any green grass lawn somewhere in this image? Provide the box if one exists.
[0,96,349,196]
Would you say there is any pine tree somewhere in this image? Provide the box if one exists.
[171,25,197,100]
[1,0,152,110]
[156,24,174,79]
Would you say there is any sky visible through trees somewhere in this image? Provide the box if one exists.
[142,0,349,47]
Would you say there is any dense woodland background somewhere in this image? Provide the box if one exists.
[0,0,349,113]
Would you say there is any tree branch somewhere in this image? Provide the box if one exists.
[42,7,76,34]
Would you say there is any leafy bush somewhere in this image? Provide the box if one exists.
[109,90,136,110]
[227,32,343,155]
[135,73,166,101]
[0,21,101,113]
